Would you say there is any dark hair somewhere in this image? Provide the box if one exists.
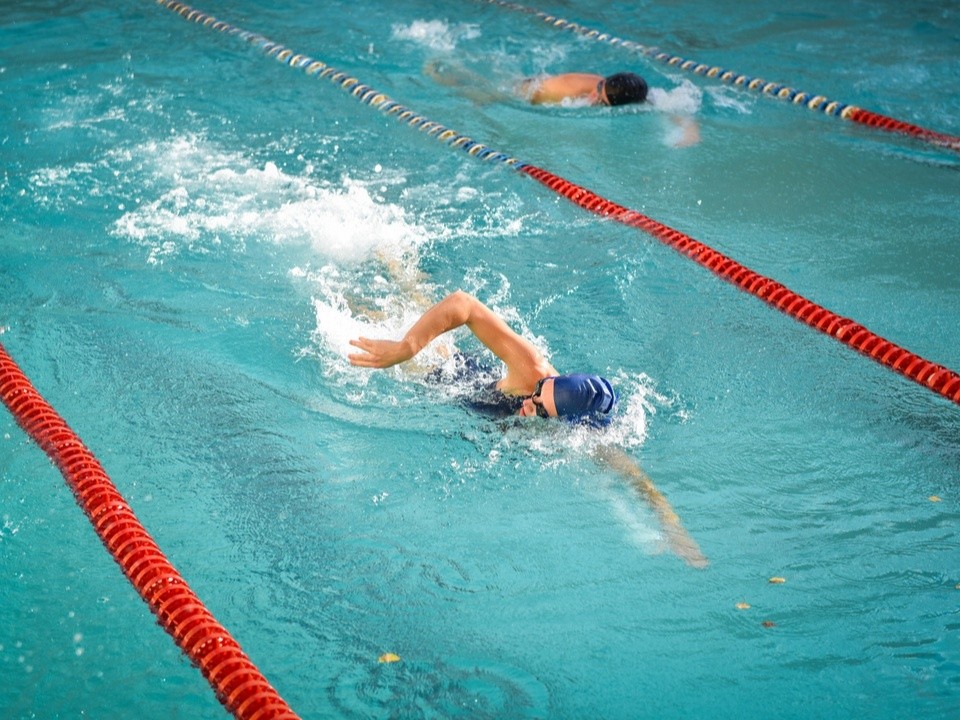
[603,72,648,106]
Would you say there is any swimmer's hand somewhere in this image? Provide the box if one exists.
[348,337,415,369]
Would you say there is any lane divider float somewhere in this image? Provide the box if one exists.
[156,2,524,168]
[0,343,301,720]
[476,0,960,153]
[518,166,960,404]
[14,7,952,716]
[155,0,960,406]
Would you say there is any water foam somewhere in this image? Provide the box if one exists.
[297,263,451,377]
[706,84,755,114]
[108,133,442,403]
[111,134,430,265]
[391,19,481,53]
[647,78,703,115]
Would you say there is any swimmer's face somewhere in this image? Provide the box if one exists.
[519,377,557,418]
[591,79,610,107]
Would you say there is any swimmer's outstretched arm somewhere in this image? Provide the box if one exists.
[349,291,550,389]
[593,444,708,569]
[671,115,701,148]
[423,60,511,105]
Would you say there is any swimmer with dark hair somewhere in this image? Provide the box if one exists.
[424,60,700,146]
[349,290,708,568]
[520,70,699,145]
[520,71,648,106]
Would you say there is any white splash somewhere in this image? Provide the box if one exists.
[302,261,456,381]
[706,84,754,114]
[647,78,703,115]
[391,19,481,53]
[110,134,430,265]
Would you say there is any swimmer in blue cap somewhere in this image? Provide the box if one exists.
[349,289,706,568]
[348,290,618,425]
[530,374,618,425]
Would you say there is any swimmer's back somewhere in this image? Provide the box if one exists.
[521,73,603,104]
[426,353,524,418]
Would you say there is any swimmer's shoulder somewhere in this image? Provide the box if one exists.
[529,73,603,104]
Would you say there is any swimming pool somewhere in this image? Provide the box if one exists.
[2,0,959,717]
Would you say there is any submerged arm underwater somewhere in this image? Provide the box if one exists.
[593,444,708,569]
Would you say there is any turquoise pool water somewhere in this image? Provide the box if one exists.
[2,1,959,718]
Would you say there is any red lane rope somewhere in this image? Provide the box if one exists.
[520,165,960,406]
[847,108,960,150]
[476,0,960,154]
[0,342,301,720]
[156,0,960,406]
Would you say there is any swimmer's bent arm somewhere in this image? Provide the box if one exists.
[348,291,543,377]
[348,290,474,368]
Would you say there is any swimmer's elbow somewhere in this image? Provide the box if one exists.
[447,289,478,309]
[454,290,487,321]
[431,290,481,328]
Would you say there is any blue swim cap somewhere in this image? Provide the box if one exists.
[551,374,618,425]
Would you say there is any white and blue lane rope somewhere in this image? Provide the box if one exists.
[474,0,960,152]
[156,1,526,168]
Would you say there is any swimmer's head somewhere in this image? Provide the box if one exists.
[600,72,648,106]
[522,374,618,426]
